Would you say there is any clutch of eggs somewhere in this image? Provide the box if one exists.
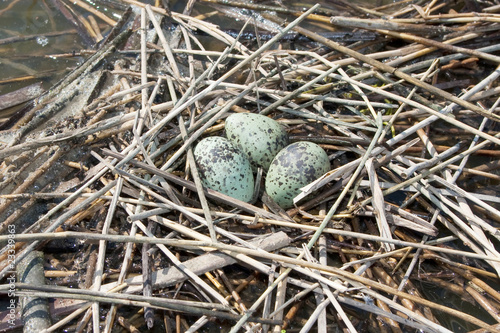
[193,113,330,209]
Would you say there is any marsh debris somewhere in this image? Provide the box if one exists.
[1,0,500,332]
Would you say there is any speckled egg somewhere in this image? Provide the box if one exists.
[265,141,330,209]
[194,137,254,202]
[225,113,289,171]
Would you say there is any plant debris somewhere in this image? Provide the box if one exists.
[1,0,500,332]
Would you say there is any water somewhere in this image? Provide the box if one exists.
[0,0,387,97]
[0,1,90,92]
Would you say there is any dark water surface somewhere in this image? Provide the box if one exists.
[0,0,387,97]
[0,0,120,95]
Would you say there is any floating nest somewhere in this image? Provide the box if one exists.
[1,0,500,332]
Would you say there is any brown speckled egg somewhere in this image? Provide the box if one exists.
[225,113,289,171]
[194,137,254,202]
[265,141,330,208]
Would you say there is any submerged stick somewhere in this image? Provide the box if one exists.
[329,15,457,34]
[9,29,132,146]
[18,251,51,332]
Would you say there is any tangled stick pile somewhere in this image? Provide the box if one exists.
[1,0,500,331]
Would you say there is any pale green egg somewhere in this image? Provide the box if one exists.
[194,137,254,202]
[265,141,330,209]
[225,113,289,171]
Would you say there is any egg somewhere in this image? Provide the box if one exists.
[194,137,254,202]
[225,113,289,171]
[265,141,330,209]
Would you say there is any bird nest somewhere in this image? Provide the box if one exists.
[1,0,500,332]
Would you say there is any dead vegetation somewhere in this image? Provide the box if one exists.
[1,0,500,332]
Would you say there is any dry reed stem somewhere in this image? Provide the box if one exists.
[293,25,500,123]
[302,244,356,332]
[0,180,117,279]
[295,65,500,147]
[387,32,480,67]
[329,15,457,33]
[380,29,500,64]
[2,283,257,314]
[145,5,181,80]
[366,158,394,252]
[91,177,123,333]
[66,0,116,25]
[0,146,53,219]
[133,221,230,306]
[5,230,497,263]
[40,304,91,333]
[176,100,218,242]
